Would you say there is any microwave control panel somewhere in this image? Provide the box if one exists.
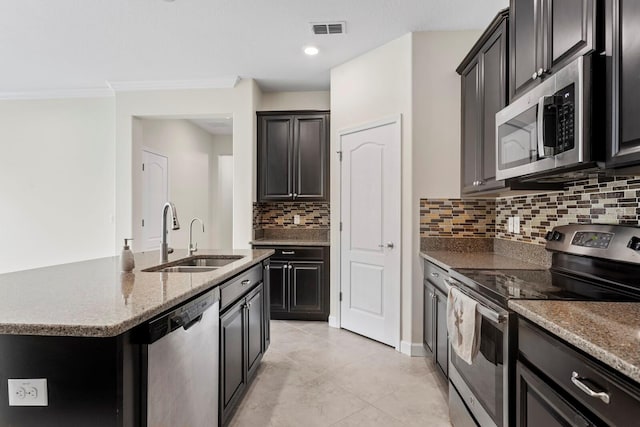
[555,83,575,153]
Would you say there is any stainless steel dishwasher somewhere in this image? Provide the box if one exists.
[142,287,220,427]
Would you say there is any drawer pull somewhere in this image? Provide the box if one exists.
[571,372,610,404]
[241,280,251,286]
[430,272,439,278]
[281,251,295,255]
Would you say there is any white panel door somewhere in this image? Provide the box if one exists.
[142,150,168,251]
[340,118,401,347]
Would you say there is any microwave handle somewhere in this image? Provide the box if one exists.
[537,95,550,159]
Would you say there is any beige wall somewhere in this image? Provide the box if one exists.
[330,30,480,354]
[330,34,413,349]
[410,31,481,346]
[259,91,330,111]
[0,97,116,273]
[133,119,233,251]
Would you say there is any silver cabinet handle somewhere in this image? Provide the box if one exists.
[264,264,270,271]
[282,251,295,255]
[571,372,610,404]
[288,193,293,197]
[293,193,298,198]
[532,71,538,80]
[430,272,439,278]
[241,280,251,286]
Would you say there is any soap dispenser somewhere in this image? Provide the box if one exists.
[121,238,135,272]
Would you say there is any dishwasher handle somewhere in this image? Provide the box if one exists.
[171,312,204,331]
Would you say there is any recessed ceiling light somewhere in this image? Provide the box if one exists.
[304,46,319,56]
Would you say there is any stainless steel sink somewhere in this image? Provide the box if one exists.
[175,256,243,268]
[143,255,244,273]
[156,266,219,273]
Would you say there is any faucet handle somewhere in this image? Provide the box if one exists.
[189,242,198,253]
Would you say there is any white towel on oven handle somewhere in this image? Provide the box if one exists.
[447,286,481,365]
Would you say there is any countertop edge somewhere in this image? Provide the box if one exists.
[0,250,274,338]
[509,301,640,384]
[418,251,452,270]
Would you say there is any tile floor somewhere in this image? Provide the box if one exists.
[229,320,451,427]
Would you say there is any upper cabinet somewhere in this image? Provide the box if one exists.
[258,111,329,202]
[458,10,509,195]
[606,0,640,168]
[510,0,596,101]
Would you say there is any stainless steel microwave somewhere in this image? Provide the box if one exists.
[495,56,592,181]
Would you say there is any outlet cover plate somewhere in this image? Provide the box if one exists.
[8,378,48,406]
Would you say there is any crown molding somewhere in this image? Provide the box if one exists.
[106,77,240,92]
[0,87,115,101]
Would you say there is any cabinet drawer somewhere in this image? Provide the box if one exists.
[269,247,324,261]
[519,320,640,427]
[220,264,262,311]
[424,260,450,294]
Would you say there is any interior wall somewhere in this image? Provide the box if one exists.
[259,91,330,111]
[0,97,115,273]
[410,31,482,347]
[330,34,413,349]
[118,79,260,252]
[133,119,232,251]
[210,135,233,249]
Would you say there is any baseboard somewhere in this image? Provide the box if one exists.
[400,340,427,357]
[328,315,339,328]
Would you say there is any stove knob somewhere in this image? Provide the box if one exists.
[627,236,640,251]
[552,231,564,241]
[545,231,554,241]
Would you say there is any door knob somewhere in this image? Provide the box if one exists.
[386,242,395,249]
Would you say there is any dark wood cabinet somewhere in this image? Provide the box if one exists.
[509,0,596,101]
[423,260,449,380]
[259,246,329,321]
[258,111,329,202]
[220,281,266,426]
[606,0,640,168]
[458,10,508,195]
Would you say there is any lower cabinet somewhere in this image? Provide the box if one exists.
[220,278,267,426]
[423,260,450,379]
[259,246,329,321]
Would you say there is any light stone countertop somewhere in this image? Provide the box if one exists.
[251,239,330,247]
[509,300,640,384]
[0,249,273,338]
[419,251,545,271]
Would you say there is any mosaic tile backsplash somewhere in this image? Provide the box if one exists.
[421,175,640,246]
[253,202,330,229]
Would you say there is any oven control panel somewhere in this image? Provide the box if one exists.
[546,224,640,264]
[571,231,614,249]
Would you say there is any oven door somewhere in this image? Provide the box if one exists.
[448,302,511,427]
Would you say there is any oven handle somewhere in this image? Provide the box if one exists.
[444,278,507,324]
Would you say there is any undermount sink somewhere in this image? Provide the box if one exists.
[143,255,244,273]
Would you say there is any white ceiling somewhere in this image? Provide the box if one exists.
[0,0,508,95]
[189,118,233,135]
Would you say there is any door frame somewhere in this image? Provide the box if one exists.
[337,115,402,351]
[141,147,170,251]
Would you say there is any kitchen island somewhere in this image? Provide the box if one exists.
[0,248,273,427]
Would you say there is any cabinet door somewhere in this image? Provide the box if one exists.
[480,22,507,191]
[461,58,481,194]
[511,0,540,100]
[423,281,435,354]
[607,0,640,167]
[220,299,246,423]
[263,263,271,351]
[268,261,288,314]
[258,115,293,200]
[246,284,264,379]
[545,0,595,72]
[516,361,592,427]
[293,114,328,200]
[289,261,323,314]
[434,288,448,378]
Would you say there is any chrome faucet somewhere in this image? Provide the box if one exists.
[189,218,204,256]
[161,202,180,263]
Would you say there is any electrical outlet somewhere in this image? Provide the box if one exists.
[514,216,521,234]
[8,379,48,406]
[507,217,514,233]
[293,214,301,225]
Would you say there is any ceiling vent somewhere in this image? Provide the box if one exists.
[311,21,346,35]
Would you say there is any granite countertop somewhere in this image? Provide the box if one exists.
[419,251,545,271]
[251,239,329,247]
[510,300,640,384]
[0,249,273,338]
